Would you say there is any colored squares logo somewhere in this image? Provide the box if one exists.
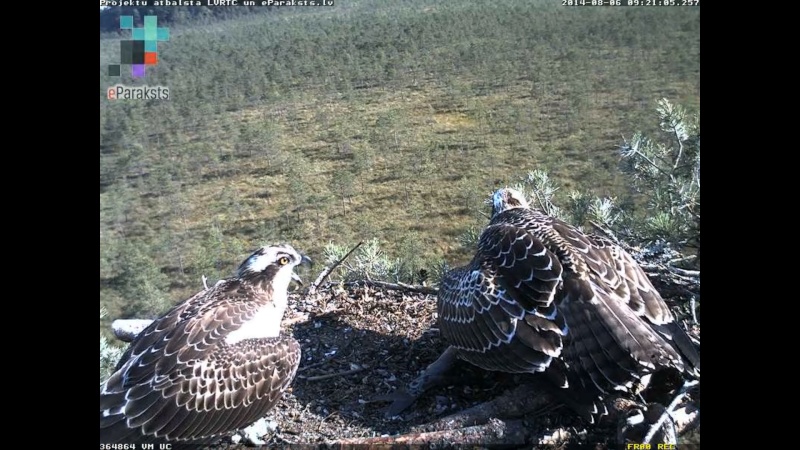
[108,15,169,78]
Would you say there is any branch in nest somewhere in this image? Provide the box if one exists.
[690,296,698,325]
[282,312,310,327]
[666,265,700,278]
[297,367,366,382]
[330,418,529,449]
[306,241,363,296]
[412,383,554,433]
[404,381,699,445]
[344,279,438,295]
[643,380,699,444]
[640,260,699,278]
[112,319,154,343]
[668,254,697,267]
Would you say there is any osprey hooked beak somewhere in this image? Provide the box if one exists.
[291,255,313,286]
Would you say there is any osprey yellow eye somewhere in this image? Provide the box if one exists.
[279,257,290,265]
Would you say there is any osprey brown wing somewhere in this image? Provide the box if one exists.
[437,221,567,374]
[100,280,301,444]
[546,216,699,394]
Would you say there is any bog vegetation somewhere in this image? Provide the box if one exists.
[99,0,700,342]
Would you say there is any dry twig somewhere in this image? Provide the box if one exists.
[643,380,699,444]
[307,241,363,296]
[330,418,529,448]
[666,266,700,278]
[343,279,438,295]
[297,367,366,382]
[413,383,554,432]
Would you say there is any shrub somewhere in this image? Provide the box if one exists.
[619,98,700,253]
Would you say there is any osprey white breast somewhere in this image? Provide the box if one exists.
[225,301,286,344]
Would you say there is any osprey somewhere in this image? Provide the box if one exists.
[383,188,699,421]
[100,244,312,445]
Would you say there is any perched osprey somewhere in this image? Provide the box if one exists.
[100,244,312,446]
[384,188,699,421]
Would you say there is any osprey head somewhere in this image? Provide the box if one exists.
[236,243,313,287]
[491,187,530,217]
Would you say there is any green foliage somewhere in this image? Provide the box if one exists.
[565,191,592,227]
[115,240,171,319]
[236,122,281,162]
[395,232,427,283]
[588,197,622,229]
[100,1,699,311]
[100,228,119,280]
[457,225,482,252]
[502,169,623,231]
[323,238,441,284]
[620,98,700,249]
[330,169,356,214]
[466,98,699,259]
[324,239,398,282]
[352,144,376,192]
[512,170,567,221]
[190,224,246,283]
[427,258,452,286]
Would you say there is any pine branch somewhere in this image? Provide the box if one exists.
[307,241,363,296]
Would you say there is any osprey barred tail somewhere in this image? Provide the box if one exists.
[100,244,312,445]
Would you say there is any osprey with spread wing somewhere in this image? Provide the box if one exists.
[383,188,699,421]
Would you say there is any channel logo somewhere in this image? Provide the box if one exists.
[107,85,170,100]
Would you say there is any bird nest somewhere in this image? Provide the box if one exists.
[213,261,700,449]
